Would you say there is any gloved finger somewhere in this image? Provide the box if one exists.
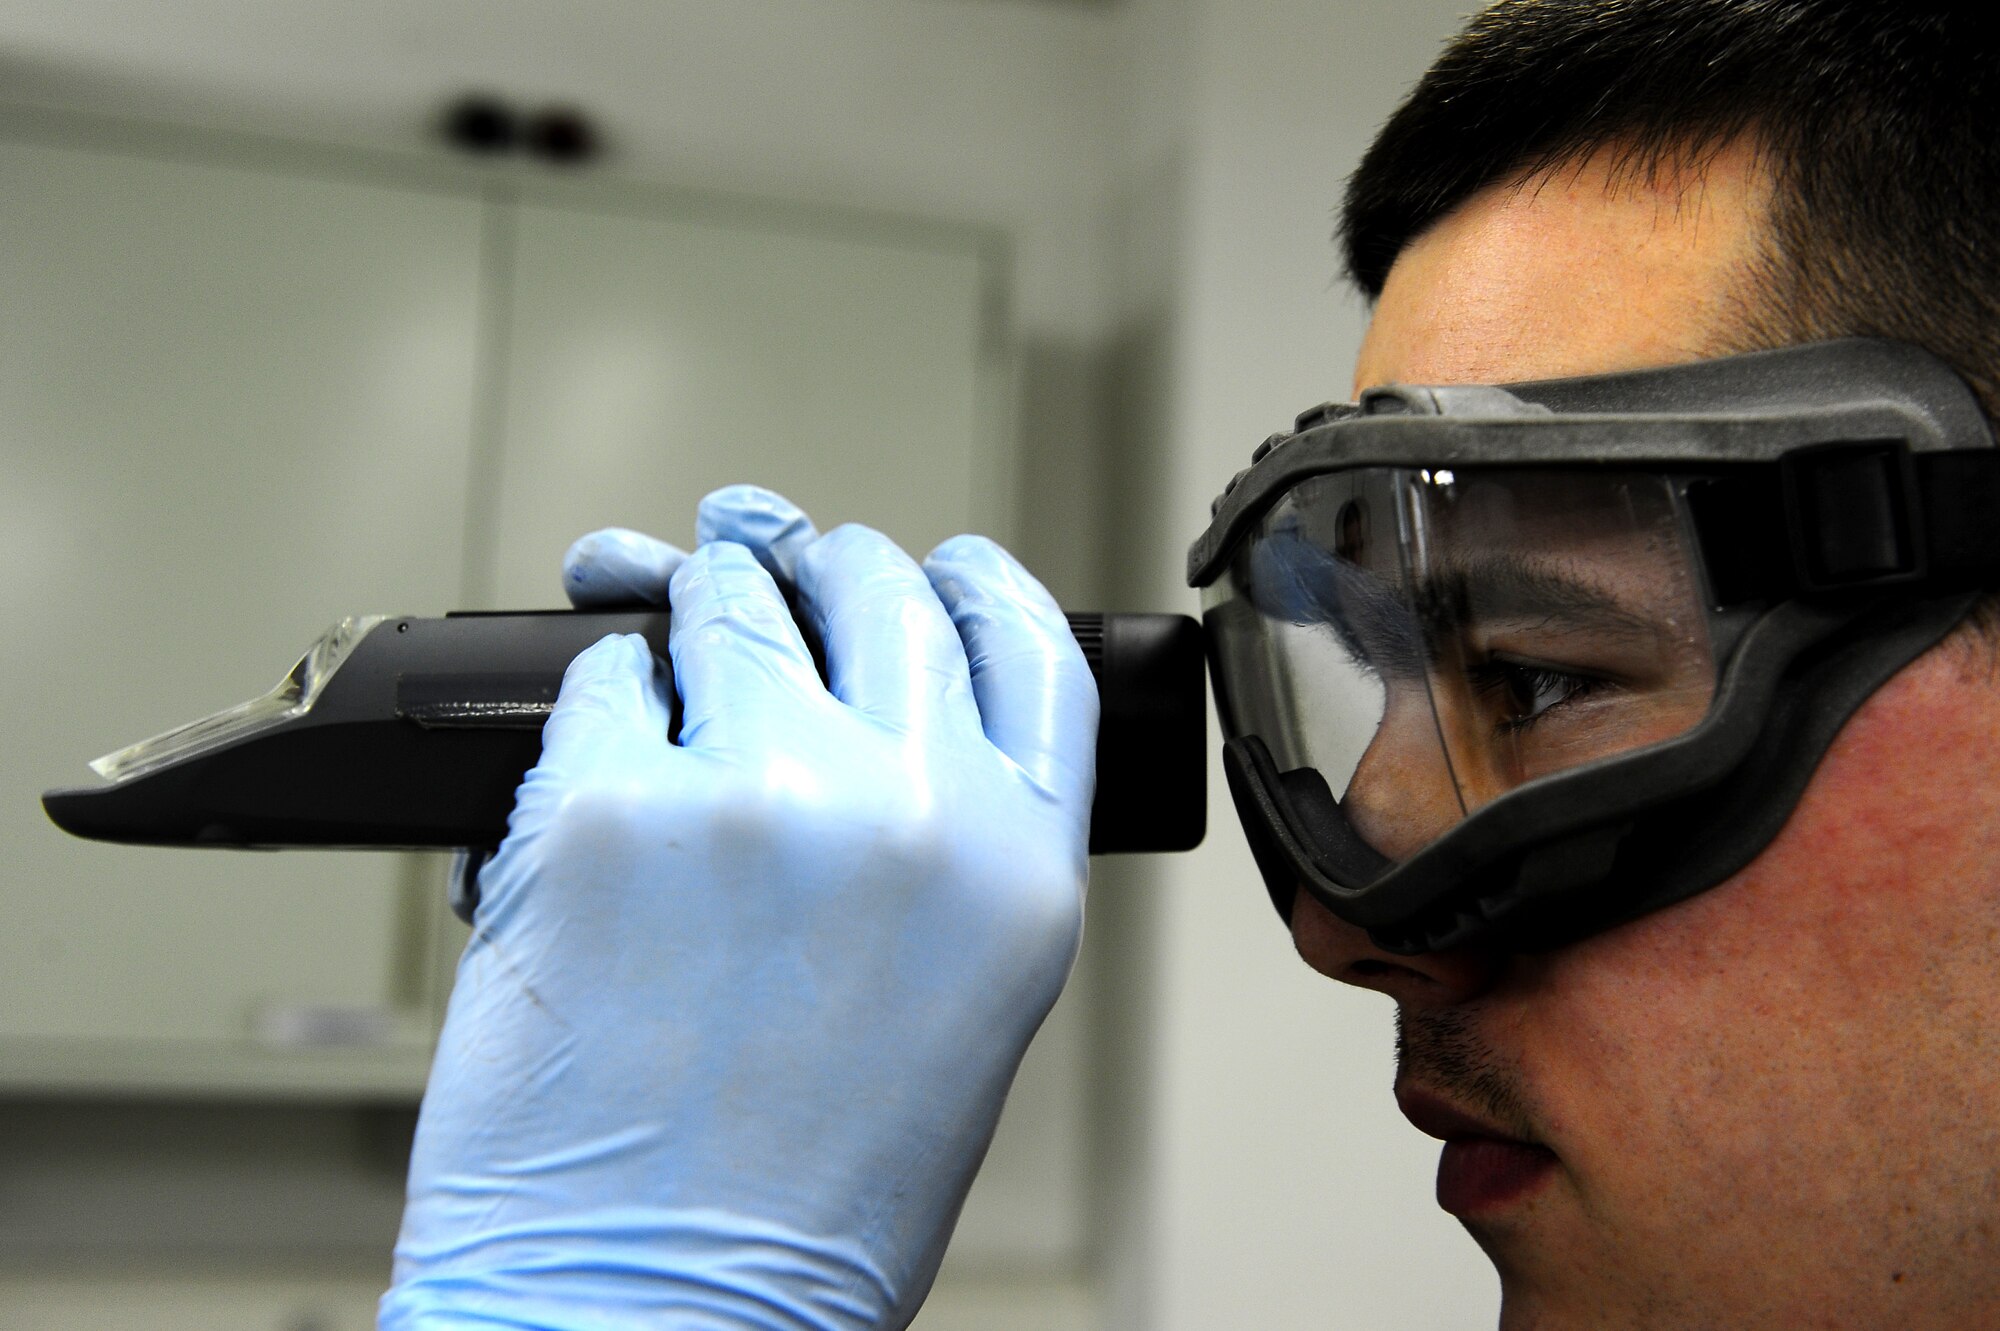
[446,848,489,925]
[668,540,827,747]
[532,632,676,776]
[694,484,822,587]
[925,534,1098,809]
[488,634,673,902]
[563,528,688,608]
[793,523,973,731]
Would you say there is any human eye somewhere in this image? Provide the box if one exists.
[1466,655,1613,734]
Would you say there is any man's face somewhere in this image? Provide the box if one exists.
[1298,142,2000,1329]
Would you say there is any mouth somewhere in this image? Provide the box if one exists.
[1396,1085,1558,1217]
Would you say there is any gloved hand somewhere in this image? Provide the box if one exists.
[381,486,1098,1330]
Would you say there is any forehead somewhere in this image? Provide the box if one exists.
[1301,470,1692,603]
[1352,140,1774,394]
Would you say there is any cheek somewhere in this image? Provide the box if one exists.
[1516,652,2000,1187]
[1522,907,1783,1182]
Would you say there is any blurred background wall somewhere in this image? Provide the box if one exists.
[0,2,1495,1327]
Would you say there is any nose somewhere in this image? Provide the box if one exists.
[1290,887,1497,1006]
[1343,688,1469,862]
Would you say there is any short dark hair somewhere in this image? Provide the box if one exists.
[1341,2,2000,418]
[1344,1,2000,643]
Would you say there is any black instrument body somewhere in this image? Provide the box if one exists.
[43,609,1206,856]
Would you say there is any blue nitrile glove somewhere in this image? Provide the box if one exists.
[560,525,692,607]
[381,486,1098,1330]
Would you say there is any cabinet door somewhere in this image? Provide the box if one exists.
[0,140,483,1092]
[482,198,1001,603]
[485,202,1085,1270]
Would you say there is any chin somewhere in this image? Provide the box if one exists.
[1483,1244,1622,1331]
[1498,1300,1577,1331]
[1495,1286,1610,1331]
[1494,1277,1705,1331]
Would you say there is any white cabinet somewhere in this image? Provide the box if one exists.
[478,196,1085,1271]
[0,127,1082,1280]
[2,139,1005,1094]
[484,197,998,606]
[1,140,485,1092]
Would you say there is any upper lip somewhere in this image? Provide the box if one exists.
[1396,1085,1541,1147]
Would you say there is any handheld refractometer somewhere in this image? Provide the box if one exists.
[42,609,1207,856]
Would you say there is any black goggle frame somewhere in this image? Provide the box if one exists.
[1189,341,2000,953]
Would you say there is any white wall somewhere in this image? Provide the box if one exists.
[1109,0,1506,1326]
[0,0,1128,340]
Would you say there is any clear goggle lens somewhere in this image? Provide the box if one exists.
[1203,468,1719,865]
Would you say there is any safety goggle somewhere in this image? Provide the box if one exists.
[1188,340,2000,953]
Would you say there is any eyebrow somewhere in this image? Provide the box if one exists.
[1250,536,1662,674]
[1414,555,1660,643]
[1247,528,1427,671]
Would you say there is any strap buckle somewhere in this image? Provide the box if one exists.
[1778,442,1927,593]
